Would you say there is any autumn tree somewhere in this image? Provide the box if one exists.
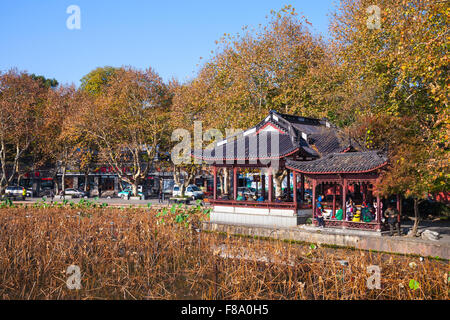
[172,6,331,196]
[38,86,92,193]
[329,0,449,234]
[76,66,171,196]
[80,66,118,96]
[0,69,50,194]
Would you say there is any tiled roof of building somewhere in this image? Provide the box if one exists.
[194,110,352,163]
[285,151,388,174]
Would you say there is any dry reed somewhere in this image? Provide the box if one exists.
[0,206,448,300]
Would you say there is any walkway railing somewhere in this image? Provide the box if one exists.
[314,219,386,231]
[209,199,311,210]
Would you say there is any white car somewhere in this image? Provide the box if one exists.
[172,184,204,200]
[60,188,88,198]
[5,186,27,200]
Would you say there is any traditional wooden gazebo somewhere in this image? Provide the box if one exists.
[286,151,391,231]
[194,110,361,228]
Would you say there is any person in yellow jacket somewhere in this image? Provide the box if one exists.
[22,187,27,200]
[352,208,361,222]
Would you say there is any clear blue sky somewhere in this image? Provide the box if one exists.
[0,0,337,86]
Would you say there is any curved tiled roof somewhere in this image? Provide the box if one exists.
[194,110,352,163]
[195,130,301,162]
[286,151,388,174]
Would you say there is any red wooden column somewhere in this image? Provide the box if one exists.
[397,194,402,223]
[332,184,337,218]
[261,172,266,199]
[268,168,273,202]
[342,179,347,220]
[312,179,317,218]
[376,194,381,224]
[213,166,217,200]
[362,183,367,202]
[233,167,238,200]
[293,171,298,210]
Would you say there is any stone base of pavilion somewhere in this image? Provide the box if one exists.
[210,200,312,228]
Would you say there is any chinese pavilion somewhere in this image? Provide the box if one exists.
[195,110,396,231]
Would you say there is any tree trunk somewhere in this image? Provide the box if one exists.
[61,165,66,192]
[273,169,287,197]
[223,168,230,194]
[54,180,59,195]
[410,198,421,237]
[84,171,89,192]
[132,182,139,197]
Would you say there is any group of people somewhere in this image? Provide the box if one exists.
[236,192,265,202]
[315,196,401,235]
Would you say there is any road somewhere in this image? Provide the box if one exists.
[13,196,208,207]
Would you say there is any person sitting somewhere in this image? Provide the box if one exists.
[346,205,354,221]
[384,204,400,236]
[335,204,343,221]
[275,196,282,203]
[236,192,245,201]
[257,195,265,202]
[219,193,230,200]
[361,202,372,222]
[316,204,325,227]
[352,209,361,222]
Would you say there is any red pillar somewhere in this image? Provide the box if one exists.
[312,179,317,218]
[268,168,273,202]
[397,194,401,223]
[213,166,217,200]
[261,173,265,199]
[362,183,367,202]
[233,167,238,200]
[332,184,336,218]
[376,194,381,224]
[293,171,298,210]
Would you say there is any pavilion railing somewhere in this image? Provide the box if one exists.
[209,200,311,210]
[314,219,387,231]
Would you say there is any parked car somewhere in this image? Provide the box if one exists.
[238,187,257,198]
[5,186,26,200]
[172,184,204,200]
[60,188,88,198]
[118,188,144,200]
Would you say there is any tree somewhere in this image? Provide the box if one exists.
[30,74,59,89]
[171,6,331,196]
[80,66,117,96]
[39,86,89,193]
[329,0,449,235]
[76,66,171,196]
[0,69,49,194]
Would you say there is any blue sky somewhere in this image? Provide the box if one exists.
[0,0,337,86]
